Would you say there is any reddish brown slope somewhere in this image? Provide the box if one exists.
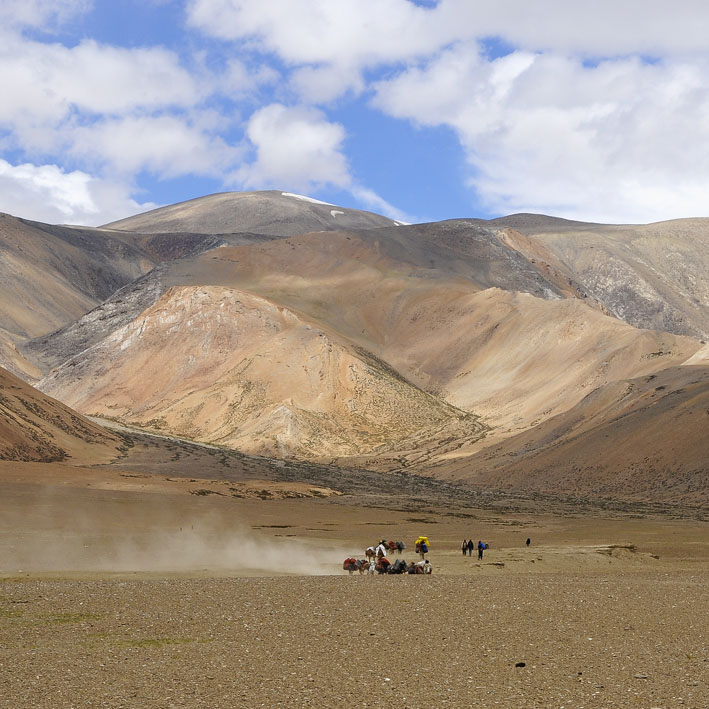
[0,367,123,464]
[435,366,709,505]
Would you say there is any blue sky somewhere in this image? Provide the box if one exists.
[1,0,709,226]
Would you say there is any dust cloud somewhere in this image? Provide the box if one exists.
[0,488,349,577]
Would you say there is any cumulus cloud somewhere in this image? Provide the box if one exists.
[187,0,443,67]
[183,0,709,221]
[373,45,709,221]
[443,0,709,57]
[69,115,241,177]
[4,0,709,224]
[234,103,351,191]
[187,0,709,66]
[289,64,365,104]
[0,159,155,226]
[219,58,280,96]
[0,32,224,179]
[0,37,201,131]
[231,103,413,221]
[0,31,238,220]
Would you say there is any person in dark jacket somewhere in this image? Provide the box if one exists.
[467,539,475,557]
[477,540,485,560]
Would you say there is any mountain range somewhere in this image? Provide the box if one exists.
[1,190,707,503]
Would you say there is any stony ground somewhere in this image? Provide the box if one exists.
[1,570,707,708]
[1,460,707,708]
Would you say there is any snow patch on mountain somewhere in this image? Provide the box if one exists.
[281,192,334,206]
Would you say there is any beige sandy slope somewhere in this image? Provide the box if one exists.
[388,288,703,431]
[0,367,123,464]
[158,233,703,455]
[331,290,705,472]
[40,286,484,459]
[104,190,398,235]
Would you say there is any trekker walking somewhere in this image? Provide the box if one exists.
[415,536,429,560]
[467,539,474,557]
[462,539,467,556]
[477,540,484,560]
[526,537,531,547]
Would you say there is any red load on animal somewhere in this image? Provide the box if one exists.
[376,557,391,574]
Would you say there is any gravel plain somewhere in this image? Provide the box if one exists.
[1,462,707,708]
[2,571,707,708]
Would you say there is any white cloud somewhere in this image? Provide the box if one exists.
[187,0,443,67]
[0,32,241,212]
[69,115,241,177]
[232,103,413,221]
[4,0,707,225]
[0,159,155,226]
[187,0,709,67]
[440,0,709,57]
[182,0,709,221]
[289,64,364,104]
[0,0,90,30]
[219,58,280,96]
[234,104,351,191]
[0,37,201,131]
[373,46,709,222]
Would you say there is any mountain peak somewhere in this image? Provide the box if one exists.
[102,190,397,236]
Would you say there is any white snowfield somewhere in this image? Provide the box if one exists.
[330,210,345,218]
[281,192,334,206]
